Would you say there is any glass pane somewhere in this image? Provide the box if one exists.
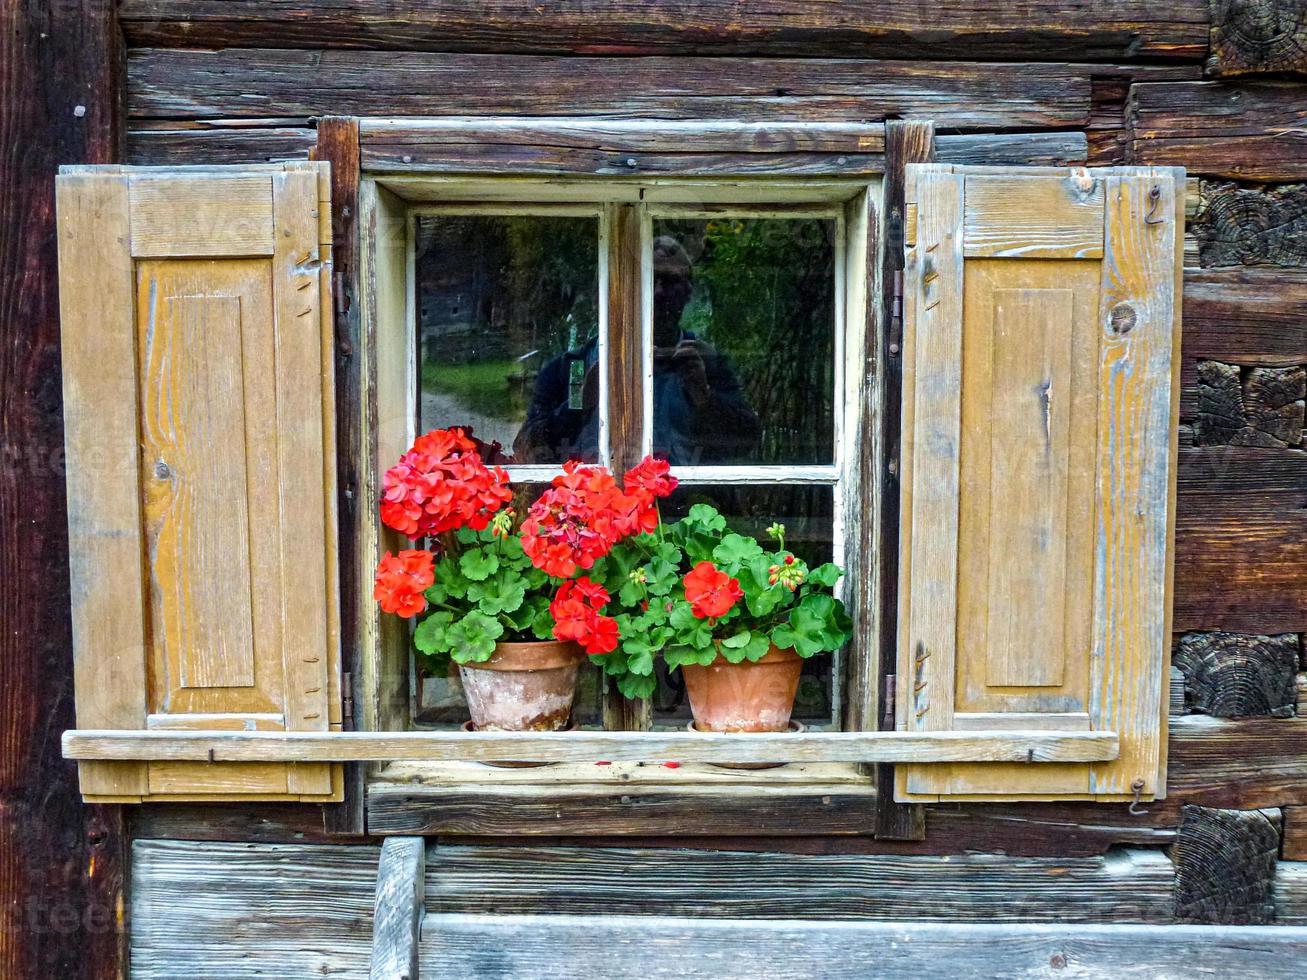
[650,217,837,466]
[653,483,838,729]
[415,214,600,464]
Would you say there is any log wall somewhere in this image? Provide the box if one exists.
[6,3,1307,976]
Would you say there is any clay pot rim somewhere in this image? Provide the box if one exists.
[687,719,807,735]
[459,639,586,672]
[699,644,803,668]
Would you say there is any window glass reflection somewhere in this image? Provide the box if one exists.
[651,218,837,466]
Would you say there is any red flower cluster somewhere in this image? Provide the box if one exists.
[380,428,512,539]
[520,457,677,579]
[684,561,743,619]
[550,577,620,654]
[373,549,435,618]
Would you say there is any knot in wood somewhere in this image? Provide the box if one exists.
[1109,303,1137,336]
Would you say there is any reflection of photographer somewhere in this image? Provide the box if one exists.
[515,236,761,464]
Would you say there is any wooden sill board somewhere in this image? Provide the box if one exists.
[63,728,1117,765]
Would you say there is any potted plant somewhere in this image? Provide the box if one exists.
[586,488,853,733]
[373,428,666,731]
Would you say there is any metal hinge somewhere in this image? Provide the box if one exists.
[882,674,897,731]
[341,671,355,732]
[888,269,905,353]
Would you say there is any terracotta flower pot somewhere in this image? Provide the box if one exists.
[680,645,804,732]
[457,640,586,731]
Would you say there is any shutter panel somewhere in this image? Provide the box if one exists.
[57,164,342,802]
[896,165,1182,803]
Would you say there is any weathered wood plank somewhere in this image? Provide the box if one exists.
[425,844,1177,922]
[1174,632,1301,717]
[1285,808,1307,861]
[1175,805,1282,924]
[1182,269,1307,372]
[1164,715,1307,813]
[130,840,377,979]
[873,120,934,841]
[1194,361,1304,448]
[118,1,1212,60]
[371,837,423,980]
[1278,862,1307,924]
[419,914,1307,978]
[62,727,1121,764]
[128,49,1105,128]
[1209,0,1307,77]
[935,130,1089,167]
[368,785,880,837]
[127,126,315,165]
[1129,80,1307,180]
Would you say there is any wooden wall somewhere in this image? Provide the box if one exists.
[5,3,1307,976]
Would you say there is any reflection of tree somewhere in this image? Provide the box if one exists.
[670,217,836,465]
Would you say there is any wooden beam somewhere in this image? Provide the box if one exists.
[1191,180,1307,268]
[126,49,1198,130]
[0,2,129,978]
[1165,715,1307,813]
[1173,631,1301,717]
[1175,805,1282,924]
[117,1,1211,61]
[127,126,316,165]
[424,844,1177,922]
[1129,80,1307,180]
[62,728,1120,765]
[370,837,424,980]
[418,915,1307,977]
[1285,808,1307,861]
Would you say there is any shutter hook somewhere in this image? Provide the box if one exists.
[1144,185,1164,224]
[1128,778,1150,816]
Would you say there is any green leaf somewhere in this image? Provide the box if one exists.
[684,503,726,533]
[712,533,764,571]
[645,555,680,597]
[468,574,526,616]
[413,611,454,655]
[459,548,500,582]
[447,610,504,663]
[807,562,843,588]
[617,673,657,699]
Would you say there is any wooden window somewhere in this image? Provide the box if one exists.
[56,163,342,802]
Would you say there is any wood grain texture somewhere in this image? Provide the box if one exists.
[1279,861,1307,924]
[419,915,1307,978]
[1088,171,1181,799]
[1284,808,1307,861]
[127,126,316,166]
[371,837,423,980]
[2,4,128,976]
[314,116,367,834]
[1174,631,1301,717]
[1191,181,1307,268]
[368,784,880,836]
[1165,715,1307,813]
[1175,805,1282,924]
[130,840,377,979]
[424,844,1177,922]
[118,1,1211,60]
[1129,81,1307,180]
[129,173,274,256]
[63,727,1120,765]
[1209,0,1307,76]
[873,120,934,842]
[127,49,1103,129]
[962,175,1104,258]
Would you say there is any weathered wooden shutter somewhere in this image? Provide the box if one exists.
[896,164,1182,802]
[57,163,341,802]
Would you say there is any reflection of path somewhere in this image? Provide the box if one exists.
[420,389,519,450]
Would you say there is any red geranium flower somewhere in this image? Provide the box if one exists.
[683,561,743,619]
[549,579,620,654]
[623,456,678,499]
[373,549,435,618]
[380,428,511,540]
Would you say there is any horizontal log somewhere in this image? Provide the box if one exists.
[1279,862,1307,924]
[1285,808,1307,861]
[1129,81,1307,180]
[369,785,881,837]
[419,914,1307,977]
[131,840,377,979]
[61,728,1120,765]
[1165,715,1307,813]
[424,844,1177,922]
[127,48,1197,129]
[118,1,1212,60]
[1191,180,1307,268]
[933,131,1088,167]
[126,126,316,165]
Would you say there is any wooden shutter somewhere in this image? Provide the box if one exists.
[57,163,342,802]
[896,165,1182,803]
